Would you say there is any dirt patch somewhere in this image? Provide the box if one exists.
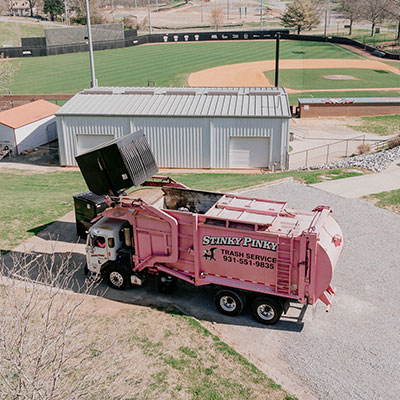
[188,59,400,92]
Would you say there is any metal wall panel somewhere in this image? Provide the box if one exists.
[15,116,56,154]
[130,117,208,168]
[210,118,287,168]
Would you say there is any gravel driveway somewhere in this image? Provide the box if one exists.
[7,181,400,400]
[235,182,400,400]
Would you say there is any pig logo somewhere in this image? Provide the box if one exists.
[203,247,217,261]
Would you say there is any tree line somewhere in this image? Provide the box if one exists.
[281,0,400,39]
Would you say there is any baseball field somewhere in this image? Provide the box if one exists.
[5,40,400,103]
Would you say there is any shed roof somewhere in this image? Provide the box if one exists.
[0,100,60,129]
[56,87,291,118]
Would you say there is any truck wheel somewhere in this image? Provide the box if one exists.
[251,297,282,325]
[105,264,131,290]
[214,290,245,316]
[157,273,177,294]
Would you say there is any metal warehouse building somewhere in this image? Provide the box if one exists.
[56,86,291,169]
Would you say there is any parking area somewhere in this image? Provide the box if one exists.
[7,181,400,400]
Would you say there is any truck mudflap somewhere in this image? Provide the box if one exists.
[318,285,336,310]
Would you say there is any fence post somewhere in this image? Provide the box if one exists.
[363,135,365,145]
[326,144,330,163]
[305,150,308,167]
[345,139,349,157]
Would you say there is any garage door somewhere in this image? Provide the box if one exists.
[77,134,114,155]
[229,137,270,168]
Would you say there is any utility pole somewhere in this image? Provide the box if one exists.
[226,0,229,20]
[324,9,327,37]
[111,0,114,21]
[260,0,262,30]
[274,33,280,87]
[85,0,97,87]
[201,0,203,22]
[148,0,152,34]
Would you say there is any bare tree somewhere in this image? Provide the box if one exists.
[280,0,320,34]
[210,8,224,31]
[0,251,110,399]
[338,0,362,35]
[0,60,19,94]
[362,0,389,36]
[387,0,400,39]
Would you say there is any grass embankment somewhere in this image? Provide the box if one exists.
[0,284,296,400]
[364,189,400,214]
[265,68,400,91]
[347,115,400,136]
[0,20,45,47]
[7,40,360,94]
[0,168,362,250]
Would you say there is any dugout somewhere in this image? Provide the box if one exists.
[56,86,291,170]
[298,97,400,118]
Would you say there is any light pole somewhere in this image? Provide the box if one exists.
[201,0,203,23]
[148,0,152,34]
[85,0,97,87]
[260,0,262,30]
[226,0,229,20]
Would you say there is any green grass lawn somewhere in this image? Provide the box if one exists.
[364,189,400,214]
[7,40,361,94]
[0,170,86,250]
[265,68,400,91]
[0,21,45,47]
[0,168,363,250]
[347,115,400,135]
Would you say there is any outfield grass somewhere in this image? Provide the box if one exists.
[265,68,400,90]
[347,115,400,135]
[0,21,45,47]
[0,168,363,250]
[7,41,361,94]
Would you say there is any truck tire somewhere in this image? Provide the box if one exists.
[104,264,131,290]
[251,297,282,325]
[214,290,245,316]
[157,273,177,294]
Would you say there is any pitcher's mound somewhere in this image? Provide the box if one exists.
[323,74,359,80]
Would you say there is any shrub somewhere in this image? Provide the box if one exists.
[357,143,371,154]
[388,135,400,149]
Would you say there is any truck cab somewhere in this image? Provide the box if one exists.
[86,217,126,274]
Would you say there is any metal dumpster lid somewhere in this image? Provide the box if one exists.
[76,130,158,196]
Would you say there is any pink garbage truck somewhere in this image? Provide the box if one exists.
[76,131,344,325]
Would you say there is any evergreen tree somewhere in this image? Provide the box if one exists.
[43,0,64,21]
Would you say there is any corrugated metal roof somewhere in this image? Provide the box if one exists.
[0,100,60,129]
[298,97,400,105]
[56,87,291,118]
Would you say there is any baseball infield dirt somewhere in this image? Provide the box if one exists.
[188,59,400,92]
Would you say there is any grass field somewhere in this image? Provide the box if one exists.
[7,41,362,94]
[0,168,362,250]
[265,68,400,90]
[348,115,400,135]
[0,21,45,47]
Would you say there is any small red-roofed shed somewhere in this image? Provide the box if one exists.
[0,100,60,155]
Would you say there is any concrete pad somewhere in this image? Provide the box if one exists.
[311,160,400,198]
